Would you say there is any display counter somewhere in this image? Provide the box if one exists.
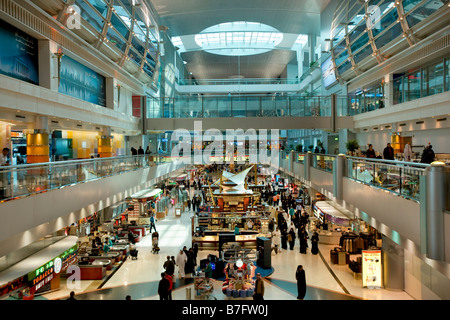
[89,258,113,270]
[193,232,271,251]
[86,252,120,263]
[110,244,129,257]
[129,225,150,237]
[77,263,107,280]
[317,230,342,246]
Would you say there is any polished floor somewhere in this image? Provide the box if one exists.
[40,205,414,301]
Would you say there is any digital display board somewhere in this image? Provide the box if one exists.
[321,56,337,88]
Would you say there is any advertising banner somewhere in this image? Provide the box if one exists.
[0,19,39,84]
[362,250,382,288]
[59,55,106,106]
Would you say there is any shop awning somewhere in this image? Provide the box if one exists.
[0,236,78,288]
[314,201,354,226]
[130,188,162,200]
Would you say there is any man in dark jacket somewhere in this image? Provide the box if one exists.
[253,273,265,300]
[383,143,395,160]
[163,256,175,277]
[421,144,435,164]
[158,272,170,300]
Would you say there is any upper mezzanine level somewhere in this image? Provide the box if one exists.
[276,151,450,265]
[145,94,355,131]
[0,155,186,257]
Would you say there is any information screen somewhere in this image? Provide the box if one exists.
[321,56,337,88]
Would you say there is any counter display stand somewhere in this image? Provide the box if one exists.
[194,274,215,299]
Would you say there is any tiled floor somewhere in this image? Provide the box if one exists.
[41,205,414,301]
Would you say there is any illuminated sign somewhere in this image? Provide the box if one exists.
[321,56,337,89]
[362,250,382,288]
[27,244,78,283]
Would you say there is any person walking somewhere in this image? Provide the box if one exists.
[299,227,308,254]
[383,143,395,160]
[164,272,173,300]
[311,231,319,255]
[176,249,187,279]
[420,144,435,164]
[158,272,170,300]
[253,273,265,300]
[272,226,281,253]
[149,214,157,232]
[163,256,175,277]
[295,265,307,300]
[288,228,296,250]
[366,144,376,158]
[403,143,412,162]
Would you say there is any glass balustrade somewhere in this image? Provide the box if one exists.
[312,154,336,172]
[345,157,427,201]
[0,155,174,202]
[280,153,429,201]
[147,95,344,119]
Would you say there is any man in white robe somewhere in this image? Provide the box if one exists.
[176,249,187,278]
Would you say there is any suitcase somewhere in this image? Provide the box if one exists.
[239,290,246,298]
[330,250,338,264]
[247,289,254,297]
[226,288,232,297]
[232,290,238,298]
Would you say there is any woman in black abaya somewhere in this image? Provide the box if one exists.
[295,265,306,300]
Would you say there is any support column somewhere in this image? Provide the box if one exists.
[382,235,405,291]
[98,127,113,158]
[333,154,345,201]
[290,150,294,173]
[24,116,50,163]
[424,162,448,261]
[304,151,312,181]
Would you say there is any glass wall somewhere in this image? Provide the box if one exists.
[65,0,158,79]
[393,57,450,104]
[329,0,448,80]
[348,83,385,115]
[147,95,338,119]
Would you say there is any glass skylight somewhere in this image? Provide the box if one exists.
[194,21,284,56]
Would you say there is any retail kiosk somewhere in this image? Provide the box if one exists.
[193,166,271,250]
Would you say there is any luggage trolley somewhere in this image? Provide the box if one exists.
[152,231,160,254]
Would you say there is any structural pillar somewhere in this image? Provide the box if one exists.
[98,127,113,158]
[304,151,312,181]
[424,162,448,261]
[24,116,50,163]
[290,150,294,173]
[382,235,405,291]
[333,154,345,201]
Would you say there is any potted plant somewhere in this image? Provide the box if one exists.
[346,140,359,156]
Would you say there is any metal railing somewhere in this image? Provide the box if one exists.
[0,155,175,203]
[345,156,428,201]
[282,152,430,201]
[178,78,302,86]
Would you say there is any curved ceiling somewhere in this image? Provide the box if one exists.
[148,0,332,36]
[147,0,332,80]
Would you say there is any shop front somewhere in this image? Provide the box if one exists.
[0,237,78,300]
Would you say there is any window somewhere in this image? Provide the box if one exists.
[422,61,444,97]
[406,70,422,101]
[446,58,450,92]
[405,0,446,28]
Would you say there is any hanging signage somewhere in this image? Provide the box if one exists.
[313,205,324,222]
[362,250,382,288]
[321,56,337,89]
